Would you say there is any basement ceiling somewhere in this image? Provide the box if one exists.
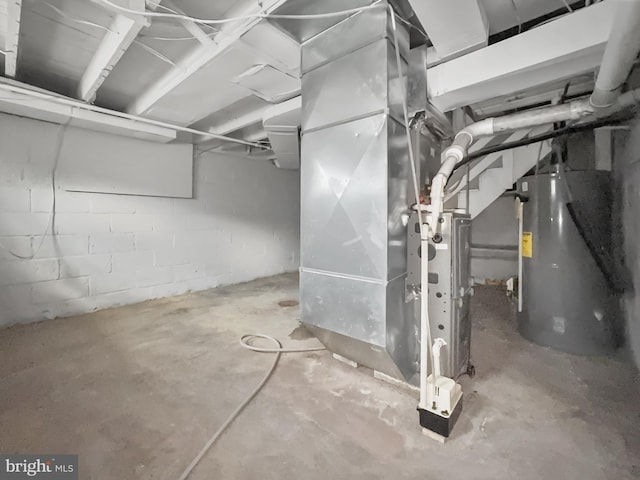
[480,0,578,34]
[0,0,598,146]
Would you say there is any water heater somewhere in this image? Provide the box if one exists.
[516,169,618,355]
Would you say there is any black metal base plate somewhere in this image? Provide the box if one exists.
[417,395,463,437]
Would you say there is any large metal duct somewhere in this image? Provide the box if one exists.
[298,3,426,381]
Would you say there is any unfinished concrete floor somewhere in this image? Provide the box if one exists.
[1,273,639,479]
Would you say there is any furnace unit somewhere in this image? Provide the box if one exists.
[407,209,473,379]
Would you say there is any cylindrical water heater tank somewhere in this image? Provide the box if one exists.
[516,170,617,355]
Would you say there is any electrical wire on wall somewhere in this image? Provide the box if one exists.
[172,5,421,479]
[0,117,70,260]
[25,0,391,155]
[561,0,574,13]
[510,0,523,33]
[14,0,456,473]
[180,95,389,479]
[388,4,436,407]
[2,2,294,150]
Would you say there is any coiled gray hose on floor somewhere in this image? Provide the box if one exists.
[177,334,325,480]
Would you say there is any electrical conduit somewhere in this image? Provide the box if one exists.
[388,5,436,411]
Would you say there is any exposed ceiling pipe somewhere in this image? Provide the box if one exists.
[429,0,640,228]
[590,0,640,108]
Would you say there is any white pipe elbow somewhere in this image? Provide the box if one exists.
[432,338,447,358]
[463,118,494,139]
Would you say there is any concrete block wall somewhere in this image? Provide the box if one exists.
[619,118,640,367]
[470,195,519,283]
[0,114,300,326]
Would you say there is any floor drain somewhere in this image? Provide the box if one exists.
[278,300,299,307]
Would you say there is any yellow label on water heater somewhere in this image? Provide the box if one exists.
[522,232,533,258]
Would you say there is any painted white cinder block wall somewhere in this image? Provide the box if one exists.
[471,196,518,283]
[0,114,300,326]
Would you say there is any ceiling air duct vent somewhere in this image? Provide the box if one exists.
[263,97,301,170]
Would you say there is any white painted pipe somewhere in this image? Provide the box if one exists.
[432,338,446,381]
[590,0,640,108]
[517,199,524,313]
[429,130,474,230]
[429,0,640,224]
[491,99,594,132]
[430,88,640,224]
[419,230,430,409]
[423,1,640,414]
